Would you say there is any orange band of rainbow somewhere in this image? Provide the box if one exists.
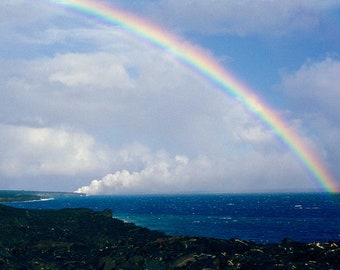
[48,0,339,192]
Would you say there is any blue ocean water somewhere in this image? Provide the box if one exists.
[5,193,340,244]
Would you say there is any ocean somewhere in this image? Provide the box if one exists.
[5,193,340,244]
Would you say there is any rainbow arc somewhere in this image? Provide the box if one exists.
[49,0,338,192]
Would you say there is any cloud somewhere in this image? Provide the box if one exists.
[0,125,110,177]
[48,53,134,88]
[1,1,337,193]
[0,36,256,155]
[278,57,340,120]
[276,57,340,180]
[0,1,56,27]
[6,0,335,40]
[76,144,313,195]
[0,34,330,193]
[0,120,321,193]
[76,154,190,195]
[0,0,71,57]
[132,0,339,36]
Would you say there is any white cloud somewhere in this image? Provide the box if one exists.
[1,1,337,192]
[0,125,110,176]
[0,43,328,193]
[76,154,190,195]
[76,146,313,195]
[0,0,73,55]
[278,58,340,119]
[1,39,252,154]
[48,53,134,88]
[276,57,340,182]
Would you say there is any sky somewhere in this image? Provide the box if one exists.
[0,0,340,194]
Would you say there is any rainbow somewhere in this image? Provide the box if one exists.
[48,0,338,192]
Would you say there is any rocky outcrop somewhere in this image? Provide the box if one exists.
[0,190,84,202]
[0,204,339,269]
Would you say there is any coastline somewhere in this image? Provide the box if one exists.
[0,190,85,203]
[1,197,339,269]
[3,192,340,242]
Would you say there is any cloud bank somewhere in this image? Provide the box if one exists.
[76,147,310,195]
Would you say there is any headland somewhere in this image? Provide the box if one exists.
[0,191,339,269]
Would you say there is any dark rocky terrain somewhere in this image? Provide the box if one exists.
[0,203,339,269]
[0,190,84,202]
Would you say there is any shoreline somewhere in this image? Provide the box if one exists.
[0,190,84,203]
[0,203,339,269]
[3,191,339,243]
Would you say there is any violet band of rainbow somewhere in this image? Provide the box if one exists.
[47,0,339,192]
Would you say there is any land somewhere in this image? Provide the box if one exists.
[0,192,339,269]
[0,190,84,202]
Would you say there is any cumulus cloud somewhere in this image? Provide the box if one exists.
[278,58,340,119]
[0,35,257,155]
[1,0,337,193]
[76,154,190,195]
[76,145,313,195]
[0,0,73,58]
[276,57,340,180]
[0,125,110,177]
[0,42,329,193]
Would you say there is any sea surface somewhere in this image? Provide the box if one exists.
[5,193,340,244]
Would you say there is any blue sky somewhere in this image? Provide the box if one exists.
[0,0,339,194]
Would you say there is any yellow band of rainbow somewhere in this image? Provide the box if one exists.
[48,0,339,193]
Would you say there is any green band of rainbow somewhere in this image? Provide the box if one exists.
[49,0,338,192]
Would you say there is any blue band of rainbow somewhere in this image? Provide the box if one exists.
[47,0,339,193]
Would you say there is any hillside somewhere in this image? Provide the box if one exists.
[0,203,339,269]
